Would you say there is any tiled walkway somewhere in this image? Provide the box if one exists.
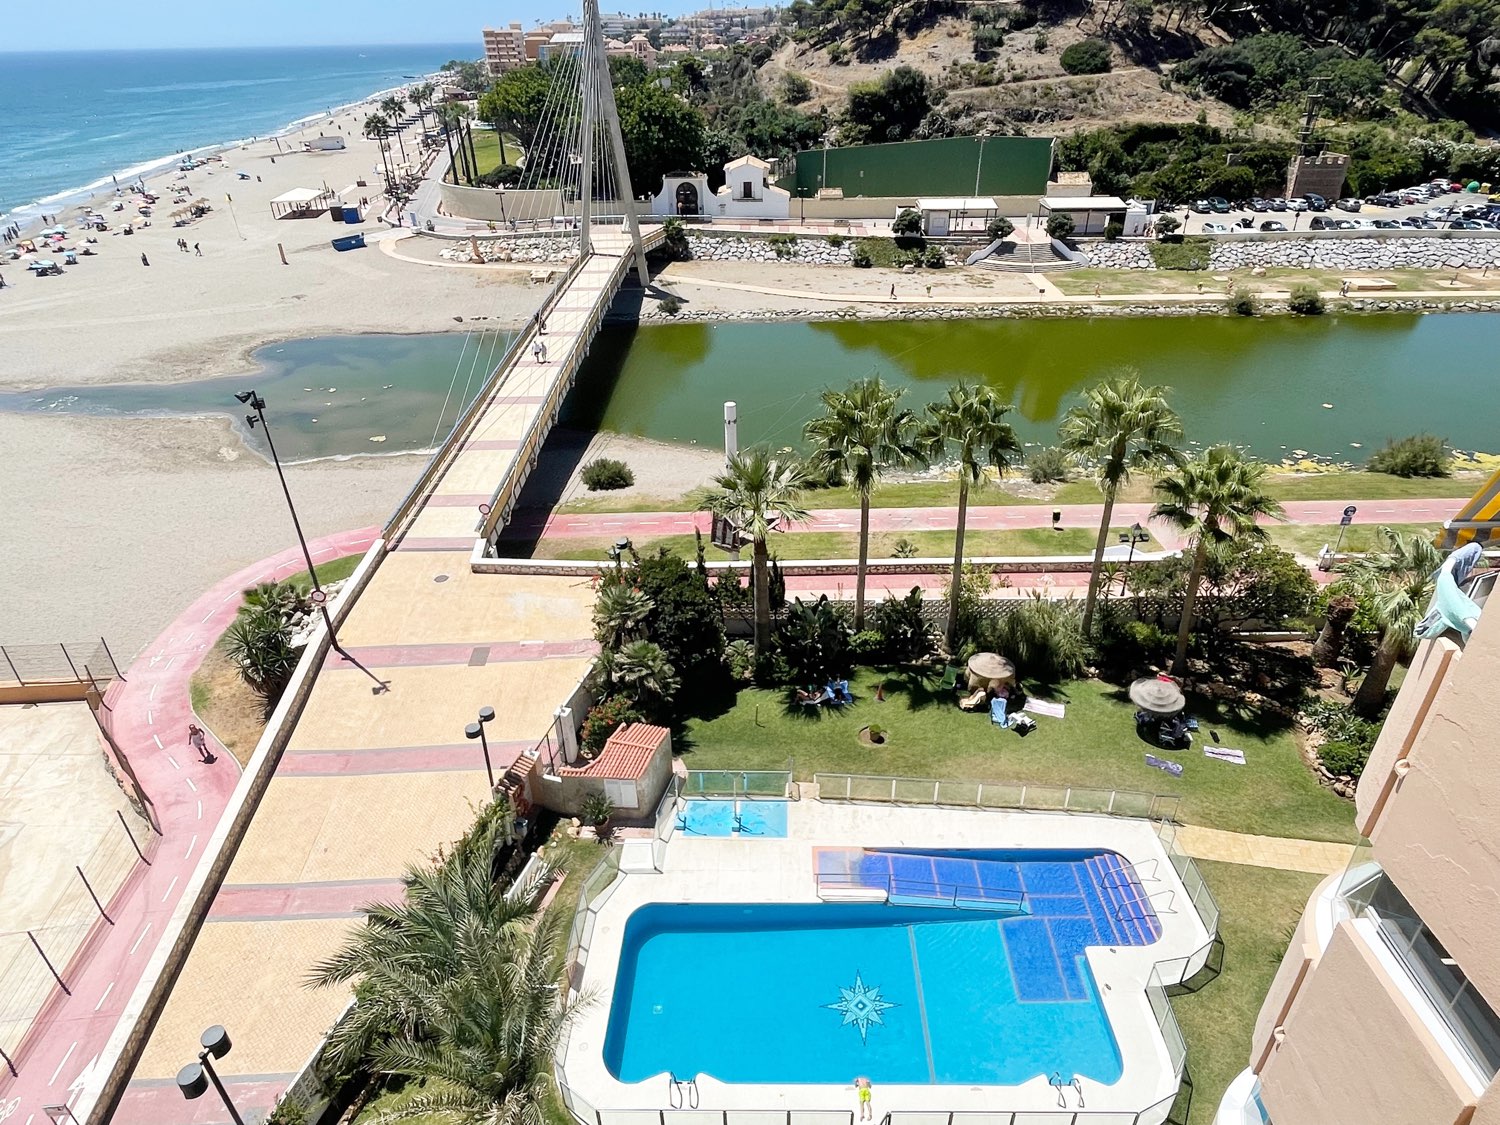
[1173,825,1356,876]
[104,242,642,1123]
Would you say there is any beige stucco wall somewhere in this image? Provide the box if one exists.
[1356,635,1460,835]
[1363,614,1500,1011]
[1249,875,1335,1071]
[1259,922,1476,1125]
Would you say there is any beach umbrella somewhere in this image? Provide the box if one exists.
[1129,676,1186,715]
[968,652,1015,681]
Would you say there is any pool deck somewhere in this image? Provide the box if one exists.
[560,801,1211,1123]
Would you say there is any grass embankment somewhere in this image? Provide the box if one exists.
[464,128,524,179]
[1170,861,1321,1125]
[520,525,1160,562]
[1266,521,1437,557]
[187,553,366,765]
[682,668,1358,843]
[1051,265,1500,298]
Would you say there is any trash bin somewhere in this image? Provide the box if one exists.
[344,207,361,224]
[329,204,345,222]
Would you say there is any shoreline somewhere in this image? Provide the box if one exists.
[1,75,434,238]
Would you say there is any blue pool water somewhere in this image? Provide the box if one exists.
[676,798,789,837]
[604,849,1159,1086]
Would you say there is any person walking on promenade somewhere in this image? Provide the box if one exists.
[140,252,150,267]
[889,284,896,300]
[187,724,213,762]
[194,243,202,256]
[532,340,544,364]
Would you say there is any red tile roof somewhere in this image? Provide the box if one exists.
[558,721,668,779]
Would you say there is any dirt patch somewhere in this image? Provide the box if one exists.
[191,642,268,768]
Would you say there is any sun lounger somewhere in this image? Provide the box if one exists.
[959,688,988,711]
[938,665,962,691]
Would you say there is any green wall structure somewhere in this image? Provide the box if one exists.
[778,135,1054,199]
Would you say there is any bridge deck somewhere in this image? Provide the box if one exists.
[109,237,641,1123]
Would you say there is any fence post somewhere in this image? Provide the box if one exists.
[60,643,80,681]
[1,645,23,686]
[76,865,114,924]
[101,635,125,680]
[27,930,70,994]
[118,809,151,864]
[1107,790,1116,813]
[932,780,940,804]
[890,778,897,802]
[1064,787,1072,809]
[1019,784,1027,808]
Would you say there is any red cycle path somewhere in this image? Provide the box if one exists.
[520,497,1457,543]
[0,527,377,1123]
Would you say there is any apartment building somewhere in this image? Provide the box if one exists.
[1224,570,1500,1125]
[482,22,526,75]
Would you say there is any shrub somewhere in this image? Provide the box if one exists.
[581,792,615,827]
[580,694,642,755]
[224,606,297,705]
[1026,445,1073,484]
[1149,236,1210,270]
[825,233,846,247]
[892,208,924,247]
[780,595,852,685]
[1060,39,1111,75]
[850,629,884,658]
[1153,215,1181,239]
[768,233,798,258]
[923,246,947,268]
[779,71,812,104]
[983,593,1090,682]
[891,537,919,558]
[986,215,1015,241]
[266,1096,310,1125]
[581,457,634,491]
[851,244,874,268]
[1045,212,1076,241]
[1097,614,1174,671]
[635,552,725,682]
[660,216,690,261]
[828,42,848,65]
[1033,31,1049,50]
[973,25,1006,55]
[1103,220,1124,241]
[476,163,522,187]
[1228,286,1258,316]
[1318,740,1371,778]
[1008,5,1038,29]
[1288,283,1325,315]
[724,639,756,683]
[871,586,934,664]
[1366,434,1451,478]
[658,295,683,316]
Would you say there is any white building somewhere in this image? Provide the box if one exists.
[652,155,790,219]
[482,22,527,75]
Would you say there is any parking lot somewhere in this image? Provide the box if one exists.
[1170,184,1500,236]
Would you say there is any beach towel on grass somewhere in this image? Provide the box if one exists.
[1023,698,1066,720]
[990,697,1010,728]
[1204,747,1246,765]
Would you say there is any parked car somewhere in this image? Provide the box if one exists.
[1190,199,1213,213]
[1286,198,1310,212]
[1425,206,1457,220]
[1247,198,1271,212]
[1400,218,1437,229]
[1208,196,1232,213]
[1335,197,1363,212]
[1371,218,1403,229]
[1267,197,1289,212]
[1303,193,1329,211]
[1308,216,1330,229]
[1370,192,1401,207]
[1449,219,1482,230]
[1471,219,1499,230]
[1330,219,1359,229]
[1259,220,1288,231]
[1202,221,1232,233]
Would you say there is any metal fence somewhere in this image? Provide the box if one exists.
[560,1101,1184,1125]
[814,774,1182,824]
[0,638,124,688]
[683,770,793,799]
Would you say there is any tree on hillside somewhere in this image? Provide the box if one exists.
[1348,528,1444,717]
[780,71,813,104]
[804,378,924,631]
[1152,447,1285,674]
[616,82,708,197]
[1059,374,1184,638]
[920,384,1022,653]
[841,66,931,145]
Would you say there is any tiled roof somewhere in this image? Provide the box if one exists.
[558,722,668,779]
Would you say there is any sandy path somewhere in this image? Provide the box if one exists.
[0,412,420,659]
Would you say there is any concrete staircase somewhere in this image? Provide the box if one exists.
[975,240,1084,273]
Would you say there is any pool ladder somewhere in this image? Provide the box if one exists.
[668,1074,699,1109]
[1049,1072,1085,1109]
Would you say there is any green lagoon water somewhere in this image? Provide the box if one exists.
[4,314,1499,462]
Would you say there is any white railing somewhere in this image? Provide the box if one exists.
[814,773,1182,823]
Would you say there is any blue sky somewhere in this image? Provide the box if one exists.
[4,1,699,51]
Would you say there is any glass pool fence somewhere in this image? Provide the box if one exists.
[683,770,794,799]
[813,774,1181,822]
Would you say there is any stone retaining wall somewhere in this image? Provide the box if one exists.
[686,232,855,265]
[1085,236,1500,272]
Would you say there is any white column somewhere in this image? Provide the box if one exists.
[723,400,738,466]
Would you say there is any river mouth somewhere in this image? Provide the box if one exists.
[3,313,1498,463]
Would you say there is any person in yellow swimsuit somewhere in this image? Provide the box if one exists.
[855,1076,872,1121]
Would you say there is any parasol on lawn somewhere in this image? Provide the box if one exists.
[1129,676,1186,715]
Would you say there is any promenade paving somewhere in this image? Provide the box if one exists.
[106,238,633,1124]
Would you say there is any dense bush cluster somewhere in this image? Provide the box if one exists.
[1366,434,1451,478]
[581,458,634,491]
[1059,39,1111,76]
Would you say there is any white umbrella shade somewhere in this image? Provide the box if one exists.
[1129,676,1186,715]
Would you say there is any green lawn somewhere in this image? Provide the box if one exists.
[448,128,524,181]
[521,526,1158,562]
[285,551,364,593]
[1170,860,1321,1125]
[681,669,1358,843]
[1266,521,1436,558]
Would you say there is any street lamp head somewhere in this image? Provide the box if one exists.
[177,1063,209,1100]
[465,722,483,740]
[245,414,260,430]
[1132,522,1144,535]
[201,1024,233,1059]
[615,537,633,554]
[233,390,255,404]
[478,706,495,724]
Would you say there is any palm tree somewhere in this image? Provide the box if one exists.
[1348,527,1443,717]
[606,639,681,716]
[380,94,409,163]
[592,584,653,650]
[803,378,923,631]
[441,103,470,185]
[1059,374,1184,637]
[363,112,394,192]
[223,606,297,705]
[704,448,811,655]
[1152,446,1285,675]
[920,383,1021,652]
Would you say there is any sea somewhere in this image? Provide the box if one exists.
[0,44,474,229]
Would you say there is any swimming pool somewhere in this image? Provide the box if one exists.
[603,848,1159,1088]
[676,797,789,837]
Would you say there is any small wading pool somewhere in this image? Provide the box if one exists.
[603,849,1159,1087]
[676,798,789,837]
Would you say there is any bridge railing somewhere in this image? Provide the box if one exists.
[382,254,586,547]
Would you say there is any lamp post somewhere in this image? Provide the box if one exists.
[176,1025,245,1125]
[234,391,347,659]
[605,536,634,578]
[465,705,497,790]
[1118,522,1150,591]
